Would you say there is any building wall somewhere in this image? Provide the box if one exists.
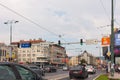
[78,51,96,65]
[0,43,9,62]
[11,39,66,65]
[69,56,78,66]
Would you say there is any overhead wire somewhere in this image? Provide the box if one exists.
[0,2,58,37]
[0,2,91,55]
[99,0,120,28]
[0,2,76,48]
[99,0,111,22]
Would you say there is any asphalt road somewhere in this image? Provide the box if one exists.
[60,69,106,80]
[44,69,106,80]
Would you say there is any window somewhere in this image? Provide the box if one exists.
[15,65,37,80]
[0,65,16,80]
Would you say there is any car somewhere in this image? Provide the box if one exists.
[69,65,88,79]
[25,64,45,76]
[44,65,57,72]
[0,62,44,80]
[62,66,69,71]
[85,65,96,74]
[114,64,120,73]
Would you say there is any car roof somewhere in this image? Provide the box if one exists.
[0,62,18,65]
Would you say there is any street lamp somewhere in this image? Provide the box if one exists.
[4,20,19,61]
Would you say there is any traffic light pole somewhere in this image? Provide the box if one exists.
[110,0,114,76]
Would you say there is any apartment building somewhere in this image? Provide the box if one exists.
[11,39,66,66]
[78,50,96,65]
[68,56,78,66]
[49,44,66,66]
[0,43,9,62]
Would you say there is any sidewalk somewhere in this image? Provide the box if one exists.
[108,72,120,80]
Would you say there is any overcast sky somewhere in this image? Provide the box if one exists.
[0,0,120,56]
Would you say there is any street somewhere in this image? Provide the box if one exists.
[44,69,106,80]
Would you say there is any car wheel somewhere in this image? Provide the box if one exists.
[86,74,88,78]
[69,76,73,79]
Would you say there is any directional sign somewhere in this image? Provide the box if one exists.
[86,39,98,45]
[21,43,31,48]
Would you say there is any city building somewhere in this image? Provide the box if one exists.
[11,38,66,66]
[78,50,96,65]
[0,43,9,62]
[68,56,78,66]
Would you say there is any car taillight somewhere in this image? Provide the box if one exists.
[79,70,82,74]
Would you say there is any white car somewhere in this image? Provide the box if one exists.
[62,66,69,71]
[85,65,96,74]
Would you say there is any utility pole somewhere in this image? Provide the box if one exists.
[110,0,114,76]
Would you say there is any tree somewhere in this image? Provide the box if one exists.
[80,59,87,65]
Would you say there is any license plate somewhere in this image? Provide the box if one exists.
[73,71,78,73]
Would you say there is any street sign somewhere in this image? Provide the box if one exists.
[20,43,31,48]
[107,51,111,57]
[85,39,98,45]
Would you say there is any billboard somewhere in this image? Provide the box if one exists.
[101,37,110,46]
[115,33,120,46]
[114,46,120,57]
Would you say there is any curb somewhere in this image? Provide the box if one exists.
[93,74,101,80]
[93,73,106,80]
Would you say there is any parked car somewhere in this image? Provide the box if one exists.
[0,62,44,80]
[85,65,96,74]
[26,64,45,76]
[69,65,88,79]
[44,65,57,72]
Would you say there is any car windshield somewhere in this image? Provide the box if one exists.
[70,66,82,70]
[86,65,93,68]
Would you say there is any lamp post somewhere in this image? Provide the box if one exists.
[4,20,19,61]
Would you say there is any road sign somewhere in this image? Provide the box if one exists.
[20,43,31,48]
[107,51,111,57]
[86,39,98,45]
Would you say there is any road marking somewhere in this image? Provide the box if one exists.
[45,73,69,80]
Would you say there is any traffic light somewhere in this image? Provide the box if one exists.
[80,39,83,45]
[58,40,61,46]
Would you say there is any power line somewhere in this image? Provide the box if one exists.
[0,2,76,49]
[0,2,58,37]
[99,0,111,22]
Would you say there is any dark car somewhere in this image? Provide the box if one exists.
[26,64,45,76]
[44,65,57,72]
[0,62,44,80]
[69,65,88,79]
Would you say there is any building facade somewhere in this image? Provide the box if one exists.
[11,39,66,66]
[0,43,9,62]
[78,51,96,65]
